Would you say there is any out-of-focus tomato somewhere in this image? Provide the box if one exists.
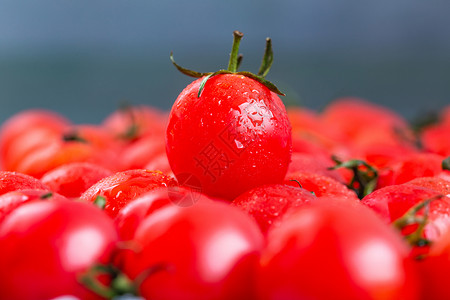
[0,200,119,299]
[0,170,49,195]
[41,162,113,199]
[120,201,264,300]
[257,201,420,300]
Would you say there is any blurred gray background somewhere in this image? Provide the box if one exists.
[0,0,449,125]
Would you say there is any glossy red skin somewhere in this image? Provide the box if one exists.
[102,105,168,140]
[361,184,450,243]
[286,152,344,182]
[41,162,113,199]
[232,184,316,234]
[0,200,119,300]
[416,229,450,299]
[379,153,447,187]
[13,124,122,178]
[287,107,349,153]
[321,97,415,149]
[121,201,264,300]
[144,151,173,176]
[166,74,292,200]
[80,169,177,218]
[118,134,166,170]
[0,109,71,169]
[115,186,212,240]
[285,171,359,201]
[406,176,450,195]
[257,202,420,300]
[0,189,68,223]
[421,124,450,157]
[0,171,49,195]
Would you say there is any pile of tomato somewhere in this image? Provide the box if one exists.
[1,32,450,300]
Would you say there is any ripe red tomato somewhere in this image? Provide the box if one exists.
[120,201,264,300]
[166,32,292,200]
[361,184,450,244]
[321,97,415,150]
[232,183,317,234]
[285,171,359,201]
[0,189,68,223]
[257,201,420,300]
[41,162,113,199]
[12,124,122,178]
[0,200,119,299]
[0,109,71,169]
[114,186,212,240]
[102,105,167,141]
[286,152,345,182]
[378,152,448,187]
[0,170,49,195]
[406,176,450,195]
[80,169,177,218]
[166,74,291,200]
[416,228,450,299]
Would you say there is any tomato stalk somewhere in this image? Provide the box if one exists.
[169,30,285,97]
[79,264,137,299]
[227,31,244,72]
[62,131,88,143]
[442,156,450,171]
[329,156,378,199]
[392,194,444,258]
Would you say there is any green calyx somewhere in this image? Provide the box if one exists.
[442,156,450,171]
[170,30,285,97]
[329,156,378,199]
[392,194,444,258]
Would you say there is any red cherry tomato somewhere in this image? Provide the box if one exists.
[0,170,49,195]
[13,124,122,178]
[114,186,212,240]
[80,169,177,218]
[416,228,450,299]
[361,184,450,243]
[257,201,420,300]
[120,201,264,300]
[0,109,71,169]
[166,74,292,200]
[0,189,68,223]
[0,200,119,299]
[232,183,316,234]
[285,171,359,201]
[41,162,113,199]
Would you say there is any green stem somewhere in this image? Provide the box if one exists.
[227,31,244,72]
[257,37,273,77]
[442,156,450,171]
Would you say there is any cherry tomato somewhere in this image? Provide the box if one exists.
[114,186,212,241]
[361,184,450,243]
[284,171,359,201]
[416,228,450,299]
[120,201,264,300]
[0,189,68,223]
[166,74,291,200]
[41,162,113,199]
[166,32,292,200]
[0,200,119,299]
[232,183,316,234]
[12,124,122,178]
[257,201,420,300]
[0,170,49,195]
[0,109,71,170]
[80,169,177,218]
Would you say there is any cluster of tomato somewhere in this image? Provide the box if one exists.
[0,94,449,300]
[1,32,450,299]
